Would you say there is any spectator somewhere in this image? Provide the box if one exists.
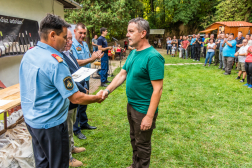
[244,46,252,88]
[191,34,196,59]
[201,34,205,57]
[172,36,178,55]
[188,36,192,58]
[193,33,202,61]
[248,35,252,46]
[219,33,225,69]
[225,33,229,39]
[204,39,216,66]
[92,35,98,52]
[154,39,157,48]
[210,34,215,42]
[222,33,237,75]
[124,40,128,50]
[234,31,244,69]
[203,34,209,58]
[171,44,176,57]
[214,34,221,66]
[158,38,162,48]
[182,36,189,59]
[167,37,172,55]
[235,39,248,82]
[246,34,250,41]
[178,36,183,53]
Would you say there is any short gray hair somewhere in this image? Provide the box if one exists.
[128,17,150,39]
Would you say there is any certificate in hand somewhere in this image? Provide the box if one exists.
[72,67,98,82]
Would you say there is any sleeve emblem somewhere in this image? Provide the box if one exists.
[63,76,74,90]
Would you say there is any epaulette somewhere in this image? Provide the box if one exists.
[51,54,63,63]
[29,46,34,50]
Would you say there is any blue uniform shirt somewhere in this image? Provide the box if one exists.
[71,38,91,81]
[19,41,79,129]
[201,37,205,47]
[223,40,237,57]
[191,38,196,45]
[97,36,108,61]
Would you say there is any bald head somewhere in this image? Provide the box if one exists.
[242,39,248,46]
[65,29,73,51]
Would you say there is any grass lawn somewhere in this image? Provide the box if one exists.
[72,52,252,167]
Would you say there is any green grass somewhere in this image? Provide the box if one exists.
[72,53,252,167]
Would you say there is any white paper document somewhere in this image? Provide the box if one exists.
[72,67,98,82]
[0,100,13,107]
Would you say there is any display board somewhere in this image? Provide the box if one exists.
[0,15,40,57]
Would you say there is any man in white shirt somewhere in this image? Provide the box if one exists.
[235,39,249,82]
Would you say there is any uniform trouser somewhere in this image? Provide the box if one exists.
[73,81,89,134]
[224,57,234,74]
[219,51,223,68]
[203,46,207,58]
[100,56,109,83]
[167,46,172,54]
[67,108,77,158]
[26,120,69,168]
[191,45,195,59]
[214,49,219,65]
[195,47,201,61]
[182,48,188,59]
[127,104,158,168]
[245,62,252,84]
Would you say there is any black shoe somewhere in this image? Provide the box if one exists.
[81,125,97,130]
[105,80,111,83]
[101,82,108,87]
[236,76,240,79]
[74,132,87,140]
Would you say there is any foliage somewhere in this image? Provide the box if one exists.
[71,54,252,167]
[65,0,143,42]
[214,0,252,22]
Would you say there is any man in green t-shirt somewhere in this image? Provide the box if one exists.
[203,34,209,58]
[102,17,164,168]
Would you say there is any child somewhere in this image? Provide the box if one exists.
[179,45,182,58]
[171,44,176,57]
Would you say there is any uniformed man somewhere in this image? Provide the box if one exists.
[71,23,99,140]
[97,27,113,87]
[19,14,105,168]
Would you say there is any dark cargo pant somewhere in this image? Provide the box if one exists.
[224,56,234,74]
[127,104,158,168]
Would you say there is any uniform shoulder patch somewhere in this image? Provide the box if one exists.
[63,76,74,90]
[51,54,63,63]
[76,47,82,51]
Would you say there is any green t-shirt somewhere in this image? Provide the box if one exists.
[204,38,210,47]
[122,46,165,114]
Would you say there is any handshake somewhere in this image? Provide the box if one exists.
[95,89,110,103]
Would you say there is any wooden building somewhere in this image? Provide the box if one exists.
[200,21,252,38]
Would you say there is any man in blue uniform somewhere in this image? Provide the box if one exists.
[71,23,100,139]
[19,14,105,168]
[97,27,112,87]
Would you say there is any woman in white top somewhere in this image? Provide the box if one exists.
[248,34,252,46]
[204,39,216,66]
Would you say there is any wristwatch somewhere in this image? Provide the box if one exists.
[105,89,110,95]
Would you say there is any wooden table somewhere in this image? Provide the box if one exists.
[0,84,21,134]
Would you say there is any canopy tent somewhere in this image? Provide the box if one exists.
[150,29,165,34]
[199,28,218,33]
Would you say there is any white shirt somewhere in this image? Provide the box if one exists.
[238,45,249,63]
[63,50,79,69]
[207,43,216,52]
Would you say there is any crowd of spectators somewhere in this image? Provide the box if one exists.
[166,32,252,88]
